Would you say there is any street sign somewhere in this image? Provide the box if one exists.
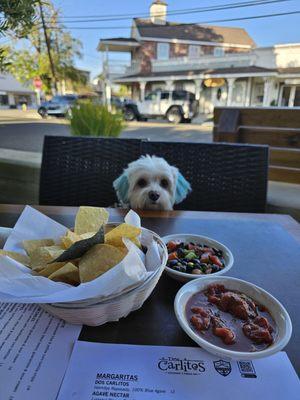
[33,77,42,89]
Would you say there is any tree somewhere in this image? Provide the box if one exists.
[115,84,131,98]
[8,49,52,92]
[0,46,11,72]
[7,1,88,94]
[0,0,39,37]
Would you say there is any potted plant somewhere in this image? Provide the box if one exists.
[69,101,125,137]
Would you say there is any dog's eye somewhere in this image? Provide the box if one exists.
[160,179,169,189]
[137,178,147,188]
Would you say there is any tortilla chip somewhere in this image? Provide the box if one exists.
[29,245,64,271]
[37,262,66,277]
[104,224,116,234]
[23,239,55,256]
[80,232,96,240]
[46,245,65,258]
[79,244,125,283]
[105,223,141,248]
[61,230,81,249]
[52,227,104,264]
[116,247,129,258]
[48,262,80,285]
[74,206,109,235]
[0,250,30,266]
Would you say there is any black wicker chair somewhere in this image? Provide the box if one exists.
[141,141,269,212]
[40,137,141,207]
[40,136,268,212]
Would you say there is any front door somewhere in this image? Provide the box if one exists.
[294,87,300,106]
[231,80,247,106]
[280,85,291,106]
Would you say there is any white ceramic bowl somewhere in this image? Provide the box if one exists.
[174,276,292,360]
[162,234,234,282]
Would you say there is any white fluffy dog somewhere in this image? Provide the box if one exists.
[113,155,191,210]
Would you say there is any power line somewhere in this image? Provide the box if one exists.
[46,0,293,23]
[200,9,300,24]
[50,0,293,20]
[42,9,300,30]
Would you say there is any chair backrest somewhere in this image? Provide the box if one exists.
[40,136,141,207]
[142,141,268,212]
[214,106,300,184]
[40,136,268,212]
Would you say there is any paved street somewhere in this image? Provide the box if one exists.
[123,120,212,143]
[0,121,70,152]
[0,111,212,152]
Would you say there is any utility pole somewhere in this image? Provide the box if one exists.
[38,0,58,93]
[53,11,63,94]
[103,45,111,111]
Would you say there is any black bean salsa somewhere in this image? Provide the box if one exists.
[166,240,225,275]
[186,284,277,352]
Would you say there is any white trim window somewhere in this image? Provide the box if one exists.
[157,42,170,60]
[214,47,225,57]
[189,45,202,59]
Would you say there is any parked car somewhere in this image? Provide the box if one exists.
[123,90,198,124]
[38,95,78,118]
[87,95,124,111]
[111,96,124,110]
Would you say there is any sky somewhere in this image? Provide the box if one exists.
[26,0,300,79]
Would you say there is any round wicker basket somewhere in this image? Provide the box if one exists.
[40,228,168,326]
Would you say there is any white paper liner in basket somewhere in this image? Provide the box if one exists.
[43,229,166,309]
[0,206,168,326]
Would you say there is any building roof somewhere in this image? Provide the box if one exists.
[206,66,275,75]
[116,66,275,81]
[0,73,34,94]
[100,37,139,43]
[134,18,256,47]
[97,37,140,51]
[277,67,300,74]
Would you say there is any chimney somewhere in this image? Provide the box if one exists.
[150,1,167,25]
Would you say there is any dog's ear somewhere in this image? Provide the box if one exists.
[172,167,192,204]
[113,172,129,205]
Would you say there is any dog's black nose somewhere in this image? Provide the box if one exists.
[148,191,160,202]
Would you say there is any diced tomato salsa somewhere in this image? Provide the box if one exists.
[186,284,276,352]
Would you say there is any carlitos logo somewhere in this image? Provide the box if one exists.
[158,357,205,375]
[213,360,232,377]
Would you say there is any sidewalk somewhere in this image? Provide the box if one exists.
[0,109,41,122]
[0,148,40,204]
[0,108,71,123]
[0,109,213,126]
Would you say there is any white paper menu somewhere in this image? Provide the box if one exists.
[0,302,81,400]
[57,342,300,400]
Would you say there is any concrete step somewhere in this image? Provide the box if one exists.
[0,148,41,204]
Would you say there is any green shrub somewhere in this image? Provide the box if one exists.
[69,102,125,137]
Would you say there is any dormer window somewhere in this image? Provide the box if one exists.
[214,47,225,57]
[157,42,170,60]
